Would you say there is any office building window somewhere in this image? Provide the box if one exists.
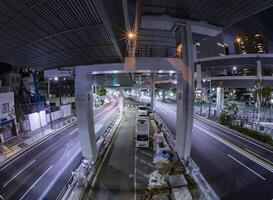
[2,103,9,114]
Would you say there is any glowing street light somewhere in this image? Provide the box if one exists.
[237,38,241,43]
[54,77,58,81]
[128,32,135,40]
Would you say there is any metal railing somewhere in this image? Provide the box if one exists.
[128,47,176,58]
[55,117,76,130]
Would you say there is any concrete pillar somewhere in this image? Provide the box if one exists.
[151,74,155,112]
[162,90,166,102]
[257,59,262,79]
[119,87,124,113]
[175,23,194,161]
[196,63,202,91]
[216,87,224,111]
[0,133,4,143]
[201,88,208,101]
[75,71,98,161]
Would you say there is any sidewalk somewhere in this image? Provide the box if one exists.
[0,115,75,163]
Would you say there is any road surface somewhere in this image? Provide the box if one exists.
[0,102,118,200]
[155,101,273,200]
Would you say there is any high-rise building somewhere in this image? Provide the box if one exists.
[234,31,268,54]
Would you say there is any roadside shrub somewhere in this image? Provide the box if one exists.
[219,111,233,127]
[232,125,273,146]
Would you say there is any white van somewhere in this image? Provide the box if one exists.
[136,117,149,147]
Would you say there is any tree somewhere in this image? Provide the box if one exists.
[96,86,106,96]
[253,80,272,127]
[253,82,272,106]
[219,102,238,127]
[235,88,248,101]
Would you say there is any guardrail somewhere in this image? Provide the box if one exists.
[58,111,122,200]
[153,112,220,200]
[55,117,76,130]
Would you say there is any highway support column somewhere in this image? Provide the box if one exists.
[175,23,194,162]
[162,90,166,102]
[151,73,155,112]
[75,70,98,162]
[257,59,262,79]
[216,87,224,111]
[196,63,202,92]
[119,87,124,113]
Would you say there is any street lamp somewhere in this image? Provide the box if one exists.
[48,78,53,130]
[128,32,135,40]
[126,31,136,57]
[203,79,212,117]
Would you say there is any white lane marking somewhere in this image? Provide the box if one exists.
[19,165,53,200]
[140,150,153,158]
[3,160,36,188]
[0,122,76,172]
[195,115,273,154]
[134,146,137,200]
[138,158,155,168]
[68,129,78,136]
[245,148,273,166]
[95,105,117,119]
[227,154,266,181]
[194,124,273,173]
[0,106,113,172]
[39,148,81,200]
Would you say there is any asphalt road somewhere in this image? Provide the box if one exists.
[93,108,136,200]
[92,108,156,200]
[155,101,273,200]
[0,102,118,200]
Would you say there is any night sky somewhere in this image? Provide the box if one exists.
[224,6,273,54]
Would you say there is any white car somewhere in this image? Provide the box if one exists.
[135,118,149,148]
[138,106,149,116]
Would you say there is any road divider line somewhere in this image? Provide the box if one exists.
[227,154,266,181]
[68,129,78,136]
[134,146,137,200]
[0,121,77,171]
[3,160,36,188]
[19,165,53,200]
[244,148,273,166]
[194,123,273,174]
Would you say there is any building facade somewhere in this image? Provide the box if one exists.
[234,31,268,54]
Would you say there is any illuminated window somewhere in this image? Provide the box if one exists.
[1,103,9,114]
